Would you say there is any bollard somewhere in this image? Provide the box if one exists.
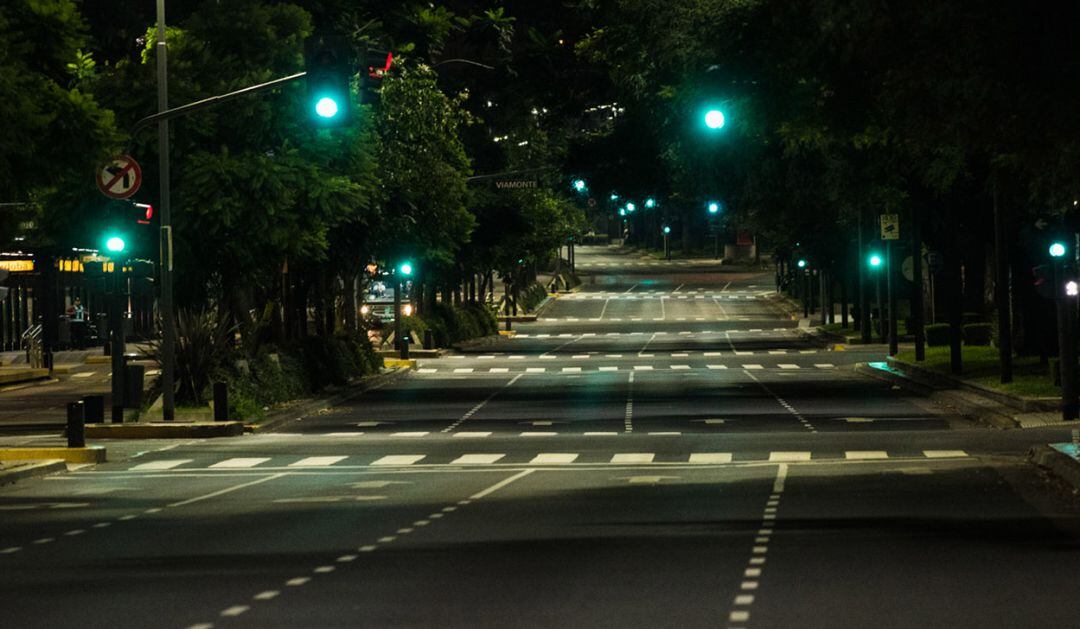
[82,395,105,423]
[213,381,229,422]
[67,401,85,448]
[424,329,434,350]
[400,335,410,360]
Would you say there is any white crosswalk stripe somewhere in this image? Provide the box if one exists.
[530,453,579,464]
[688,453,733,464]
[451,454,506,465]
[289,456,348,467]
[371,455,426,466]
[210,458,271,469]
[610,453,655,464]
[129,459,192,471]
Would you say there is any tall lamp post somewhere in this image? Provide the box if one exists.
[155,0,177,421]
[393,261,413,358]
[1050,241,1078,420]
[868,252,884,342]
[707,201,721,259]
[662,225,672,260]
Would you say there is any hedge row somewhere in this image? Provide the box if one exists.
[925,322,993,346]
[518,282,549,312]
[402,302,498,347]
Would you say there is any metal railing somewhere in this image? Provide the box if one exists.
[22,323,43,368]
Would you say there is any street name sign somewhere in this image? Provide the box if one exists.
[880,213,900,240]
[494,179,538,190]
[96,155,142,200]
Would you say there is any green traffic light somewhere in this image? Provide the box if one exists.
[797,259,807,268]
[572,179,587,192]
[105,236,125,253]
[662,226,671,235]
[1049,242,1067,258]
[704,109,726,130]
[868,253,883,268]
[398,262,413,276]
[644,198,656,209]
[707,201,720,214]
[625,202,636,213]
[315,96,339,118]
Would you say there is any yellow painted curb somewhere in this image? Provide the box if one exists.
[0,446,106,464]
[0,368,49,384]
[85,422,244,439]
[85,355,111,365]
[498,330,517,337]
[833,344,846,351]
[382,358,417,369]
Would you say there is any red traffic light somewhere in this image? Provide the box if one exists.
[134,203,154,224]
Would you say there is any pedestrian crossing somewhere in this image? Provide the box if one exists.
[415,363,836,375]
[512,329,796,337]
[560,292,771,300]
[537,317,774,322]
[125,449,971,472]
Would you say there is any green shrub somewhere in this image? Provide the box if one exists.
[963,312,986,324]
[518,282,549,312]
[963,322,993,346]
[925,323,951,347]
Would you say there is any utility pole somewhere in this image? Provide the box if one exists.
[859,210,871,343]
[993,186,1012,382]
[887,240,898,356]
[156,0,176,422]
[912,205,926,361]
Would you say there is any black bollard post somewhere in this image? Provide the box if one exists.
[213,382,228,422]
[82,395,104,423]
[423,329,434,350]
[67,401,85,448]
[401,335,410,360]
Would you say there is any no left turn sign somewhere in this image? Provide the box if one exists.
[96,154,142,199]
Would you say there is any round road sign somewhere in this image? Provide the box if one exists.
[96,155,142,200]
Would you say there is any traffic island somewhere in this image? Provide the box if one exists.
[1030,443,1080,491]
[0,460,69,485]
[84,422,244,439]
[0,368,50,385]
[0,446,106,464]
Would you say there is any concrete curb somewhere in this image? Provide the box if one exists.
[85,422,244,439]
[855,362,1019,429]
[249,367,412,433]
[1029,445,1080,491]
[382,358,417,369]
[0,459,68,486]
[0,368,50,385]
[0,446,106,464]
[885,356,1058,412]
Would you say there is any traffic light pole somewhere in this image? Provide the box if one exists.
[887,240,898,356]
[1056,260,1078,420]
[155,0,175,421]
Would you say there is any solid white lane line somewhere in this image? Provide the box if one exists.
[610,453,654,464]
[130,459,193,471]
[168,474,286,508]
[210,458,271,469]
[469,469,535,500]
[530,453,579,464]
[451,454,506,465]
[371,455,426,466]
[289,456,348,467]
[688,453,733,464]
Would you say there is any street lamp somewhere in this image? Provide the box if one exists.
[706,201,721,259]
[662,225,671,260]
[867,252,884,342]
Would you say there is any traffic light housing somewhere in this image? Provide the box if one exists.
[360,49,393,106]
[305,35,353,126]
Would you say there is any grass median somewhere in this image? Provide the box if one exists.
[895,345,1059,398]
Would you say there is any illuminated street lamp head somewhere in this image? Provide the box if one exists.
[1067,280,1079,297]
[797,259,807,269]
[868,253,883,268]
[572,178,587,193]
[315,96,339,118]
[662,226,671,235]
[645,198,656,209]
[1049,242,1067,258]
[704,108,726,130]
[105,236,125,253]
[707,201,720,214]
[398,262,413,276]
